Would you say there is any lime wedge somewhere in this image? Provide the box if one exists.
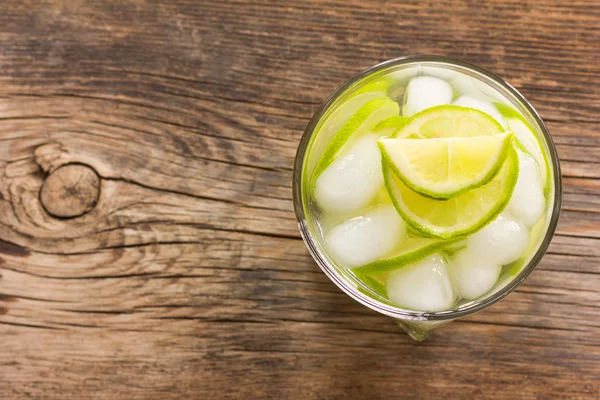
[494,102,550,195]
[383,147,519,239]
[379,132,513,199]
[312,96,400,180]
[396,104,505,139]
[352,237,460,275]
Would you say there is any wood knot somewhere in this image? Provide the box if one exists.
[40,164,101,218]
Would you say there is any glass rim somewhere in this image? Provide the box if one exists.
[292,55,563,321]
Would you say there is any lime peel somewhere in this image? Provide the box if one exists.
[354,271,388,298]
[374,115,408,135]
[352,237,461,275]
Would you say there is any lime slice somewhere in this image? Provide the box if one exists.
[352,237,460,275]
[312,96,400,180]
[396,104,505,139]
[493,102,526,120]
[374,116,408,137]
[350,76,395,98]
[443,239,467,255]
[354,271,388,298]
[379,132,513,199]
[494,102,550,195]
[383,147,519,239]
[314,91,385,142]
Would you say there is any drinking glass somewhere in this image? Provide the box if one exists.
[292,56,562,340]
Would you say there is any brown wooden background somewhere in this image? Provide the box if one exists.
[0,1,599,399]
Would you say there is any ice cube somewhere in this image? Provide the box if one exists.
[506,150,545,227]
[449,248,502,300]
[403,76,453,117]
[447,74,478,97]
[386,253,456,312]
[418,66,461,81]
[453,95,506,127]
[467,214,529,265]
[386,68,419,86]
[325,204,407,268]
[314,135,384,213]
[419,67,485,99]
[487,275,514,297]
[419,66,511,106]
[470,78,510,105]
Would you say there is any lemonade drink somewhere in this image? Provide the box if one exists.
[296,58,559,326]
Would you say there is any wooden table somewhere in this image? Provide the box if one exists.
[1,1,599,398]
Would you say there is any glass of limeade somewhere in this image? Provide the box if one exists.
[293,56,561,340]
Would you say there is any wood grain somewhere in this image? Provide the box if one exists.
[0,0,599,399]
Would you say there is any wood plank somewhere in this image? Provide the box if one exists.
[1,0,599,398]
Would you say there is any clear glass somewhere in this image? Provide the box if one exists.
[292,56,562,340]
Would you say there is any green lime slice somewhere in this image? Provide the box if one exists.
[308,91,385,168]
[374,116,408,137]
[396,104,505,139]
[354,271,389,298]
[494,102,550,196]
[379,132,513,199]
[314,90,385,139]
[352,237,460,275]
[443,239,467,256]
[383,146,519,239]
[350,76,395,98]
[312,96,400,181]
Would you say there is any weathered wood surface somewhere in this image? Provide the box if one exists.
[0,1,599,399]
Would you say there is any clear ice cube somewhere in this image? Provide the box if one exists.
[403,76,453,117]
[449,248,502,300]
[418,66,476,95]
[506,150,545,227]
[467,214,529,266]
[418,66,511,106]
[314,134,384,213]
[453,95,506,127]
[386,253,456,312]
[325,204,407,268]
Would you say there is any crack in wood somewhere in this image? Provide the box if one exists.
[0,320,64,331]
[0,240,30,257]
